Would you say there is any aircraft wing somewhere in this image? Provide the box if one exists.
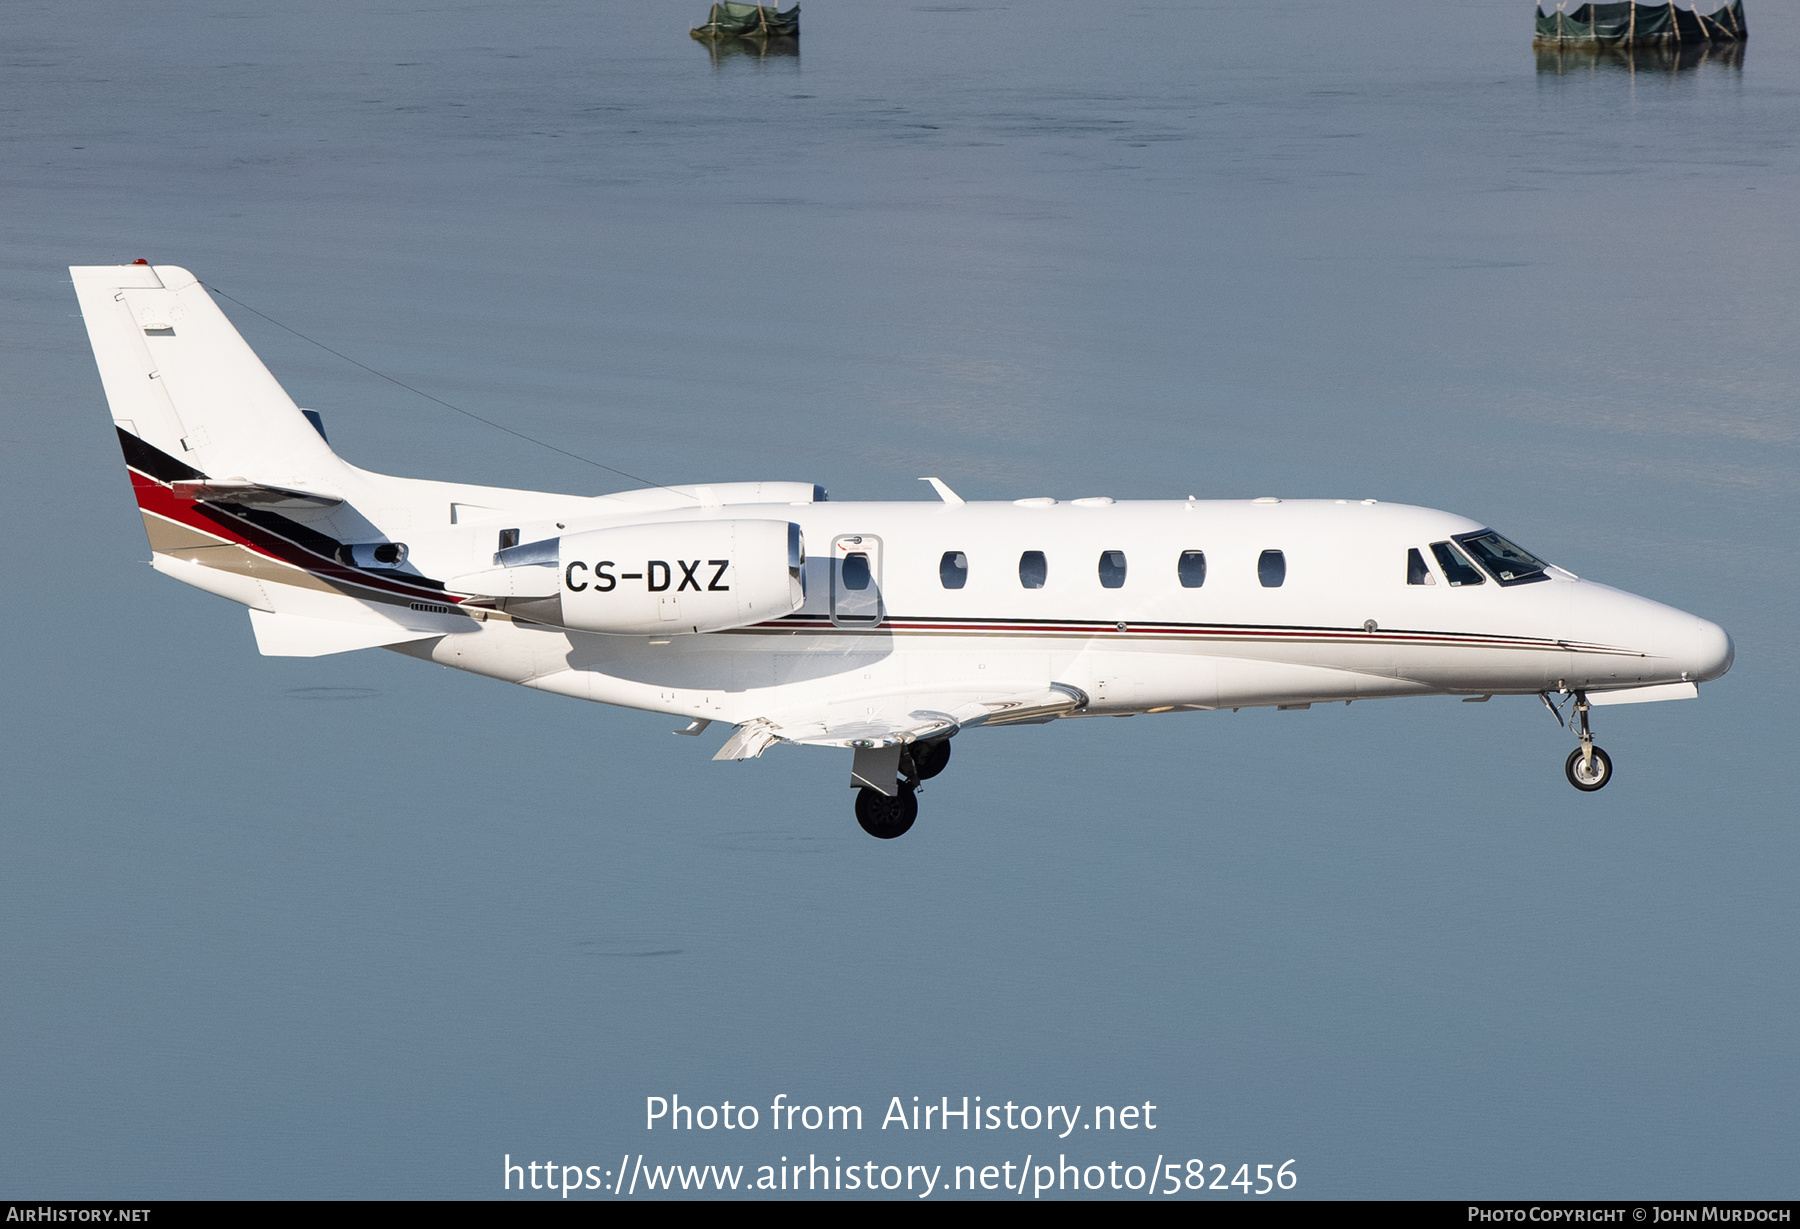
[712,682,1089,760]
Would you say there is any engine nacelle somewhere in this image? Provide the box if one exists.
[541,520,803,635]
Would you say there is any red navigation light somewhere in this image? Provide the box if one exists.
[132,258,149,265]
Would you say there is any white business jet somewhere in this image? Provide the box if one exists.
[73,264,1734,838]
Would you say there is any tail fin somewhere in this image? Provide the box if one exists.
[70,263,483,656]
[69,264,342,492]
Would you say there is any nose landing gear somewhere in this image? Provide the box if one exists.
[1544,690,1612,792]
[1565,745,1612,791]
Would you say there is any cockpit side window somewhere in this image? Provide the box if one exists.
[1454,530,1551,586]
[1407,548,1436,586]
[1430,541,1484,587]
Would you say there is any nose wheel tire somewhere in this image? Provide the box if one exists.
[1565,746,1612,792]
[855,785,918,839]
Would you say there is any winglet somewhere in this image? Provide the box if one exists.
[920,477,964,505]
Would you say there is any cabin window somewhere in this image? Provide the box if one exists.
[1258,549,1286,588]
[1177,550,1206,588]
[1019,551,1048,589]
[841,552,872,590]
[1454,530,1550,586]
[1430,541,1485,587]
[1098,550,1127,589]
[939,551,968,589]
[498,528,520,551]
[1407,547,1436,586]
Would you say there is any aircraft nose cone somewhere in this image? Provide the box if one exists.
[1692,617,1734,683]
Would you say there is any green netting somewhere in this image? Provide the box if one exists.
[1534,1,1746,45]
[691,3,800,41]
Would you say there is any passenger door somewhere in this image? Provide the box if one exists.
[831,534,884,627]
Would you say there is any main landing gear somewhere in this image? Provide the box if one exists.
[1544,690,1612,792]
[912,737,952,781]
[855,785,917,839]
[853,738,953,839]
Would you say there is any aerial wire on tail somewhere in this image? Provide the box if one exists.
[203,283,695,499]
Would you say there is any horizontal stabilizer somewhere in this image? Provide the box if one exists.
[1587,680,1699,707]
[248,609,443,657]
[169,479,342,509]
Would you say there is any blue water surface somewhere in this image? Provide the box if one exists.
[1,0,1795,1199]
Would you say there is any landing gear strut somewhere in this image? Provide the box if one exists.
[1546,690,1612,792]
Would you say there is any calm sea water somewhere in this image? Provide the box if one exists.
[2,0,1796,1199]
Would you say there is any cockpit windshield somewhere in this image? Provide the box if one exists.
[1454,530,1550,586]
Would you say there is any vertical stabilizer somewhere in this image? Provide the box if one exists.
[69,264,342,491]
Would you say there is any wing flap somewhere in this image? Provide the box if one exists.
[713,718,782,761]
